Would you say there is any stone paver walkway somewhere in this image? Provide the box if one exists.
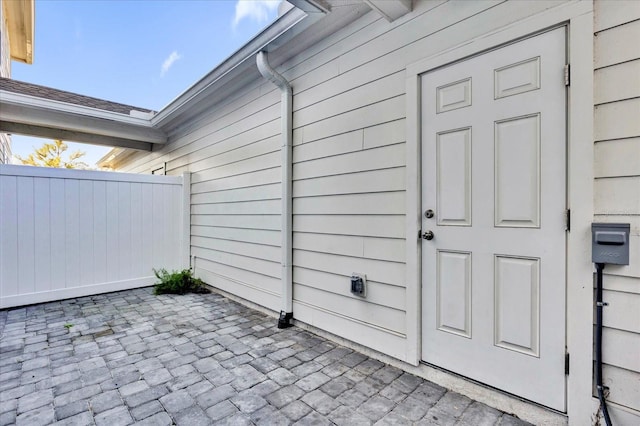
[0,288,531,425]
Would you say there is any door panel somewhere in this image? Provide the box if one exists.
[421,28,567,411]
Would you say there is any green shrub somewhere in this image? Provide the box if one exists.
[153,268,210,295]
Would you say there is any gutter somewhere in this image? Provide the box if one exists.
[152,1,327,128]
[256,51,294,329]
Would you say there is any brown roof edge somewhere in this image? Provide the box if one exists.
[0,77,155,115]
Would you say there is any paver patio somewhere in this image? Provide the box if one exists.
[0,288,531,425]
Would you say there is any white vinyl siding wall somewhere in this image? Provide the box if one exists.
[593,0,640,417]
[117,0,578,360]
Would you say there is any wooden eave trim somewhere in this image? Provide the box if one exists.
[5,0,35,64]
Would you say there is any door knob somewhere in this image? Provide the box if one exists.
[422,230,434,240]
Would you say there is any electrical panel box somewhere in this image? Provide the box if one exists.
[350,273,367,297]
[592,223,630,265]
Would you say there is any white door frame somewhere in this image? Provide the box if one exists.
[405,2,594,424]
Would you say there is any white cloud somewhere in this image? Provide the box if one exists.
[160,51,181,77]
[233,0,280,28]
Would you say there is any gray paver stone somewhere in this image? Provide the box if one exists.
[250,356,280,374]
[196,383,236,409]
[51,412,93,426]
[230,364,266,390]
[90,390,123,413]
[130,400,164,421]
[457,401,502,426]
[296,371,331,392]
[217,412,253,426]
[357,395,395,421]
[78,357,106,372]
[354,359,385,376]
[374,412,413,426]
[249,403,279,423]
[21,367,50,385]
[230,392,268,413]
[186,379,214,397]
[15,405,55,426]
[372,365,403,384]
[292,361,323,377]
[192,357,218,373]
[159,389,194,413]
[143,368,172,386]
[301,390,340,416]
[125,385,169,408]
[94,405,134,426]
[295,410,334,426]
[54,400,88,421]
[167,372,202,391]
[174,405,210,426]
[321,362,350,378]
[250,379,281,396]
[411,380,447,404]
[0,399,16,415]
[131,411,172,426]
[17,388,53,413]
[0,411,16,426]
[266,384,305,408]
[340,352,367,368]
[391,395,431,421]
[268,367,299,386]
[330,405,373,426]
[391,373,423,394]
[205,400,238,421]
[54,384,101,406]
[281,400,312,421]
[21,357,49,372]
[118,380,149,397]
[337,389,368,409]
[255,410,291,426]
[321,376,354,398]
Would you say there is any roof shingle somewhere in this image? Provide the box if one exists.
[0,77,155,115]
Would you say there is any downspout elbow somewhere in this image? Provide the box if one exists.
[256,51,292,96]
[257,51,293,329]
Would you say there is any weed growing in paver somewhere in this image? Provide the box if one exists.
[64,323,73,329]
[153,268,211,295]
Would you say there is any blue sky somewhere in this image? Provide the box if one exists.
[11,0,281,167]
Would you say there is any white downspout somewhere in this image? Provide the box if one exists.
[256,51,294,328]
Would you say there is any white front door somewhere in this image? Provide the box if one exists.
[420,28,567,411]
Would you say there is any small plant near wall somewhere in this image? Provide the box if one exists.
[153,268,211,295]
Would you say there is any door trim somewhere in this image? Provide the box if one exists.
[405,1,594,423]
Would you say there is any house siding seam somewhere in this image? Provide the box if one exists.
[0,1,12,164]
[593,0,640,419]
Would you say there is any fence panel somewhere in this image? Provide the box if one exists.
[0,165,188,308]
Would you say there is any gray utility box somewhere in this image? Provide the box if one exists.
[592,223,630,265]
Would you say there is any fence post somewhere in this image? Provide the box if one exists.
[181,172,191,270]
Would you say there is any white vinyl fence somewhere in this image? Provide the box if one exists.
[0,165,190,308]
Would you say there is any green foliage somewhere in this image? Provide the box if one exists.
[153,268,210,295]
[64,323,73,329]
[16,139,89,169]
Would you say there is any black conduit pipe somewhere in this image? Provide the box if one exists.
[595,262,612,426]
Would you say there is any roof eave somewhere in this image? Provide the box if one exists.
[0,90,166,149]
[152,2,327,129]
[5,0,35,64]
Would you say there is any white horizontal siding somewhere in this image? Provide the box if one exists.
[593,1,640,415]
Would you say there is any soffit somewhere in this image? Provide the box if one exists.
[4,0,34,64]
